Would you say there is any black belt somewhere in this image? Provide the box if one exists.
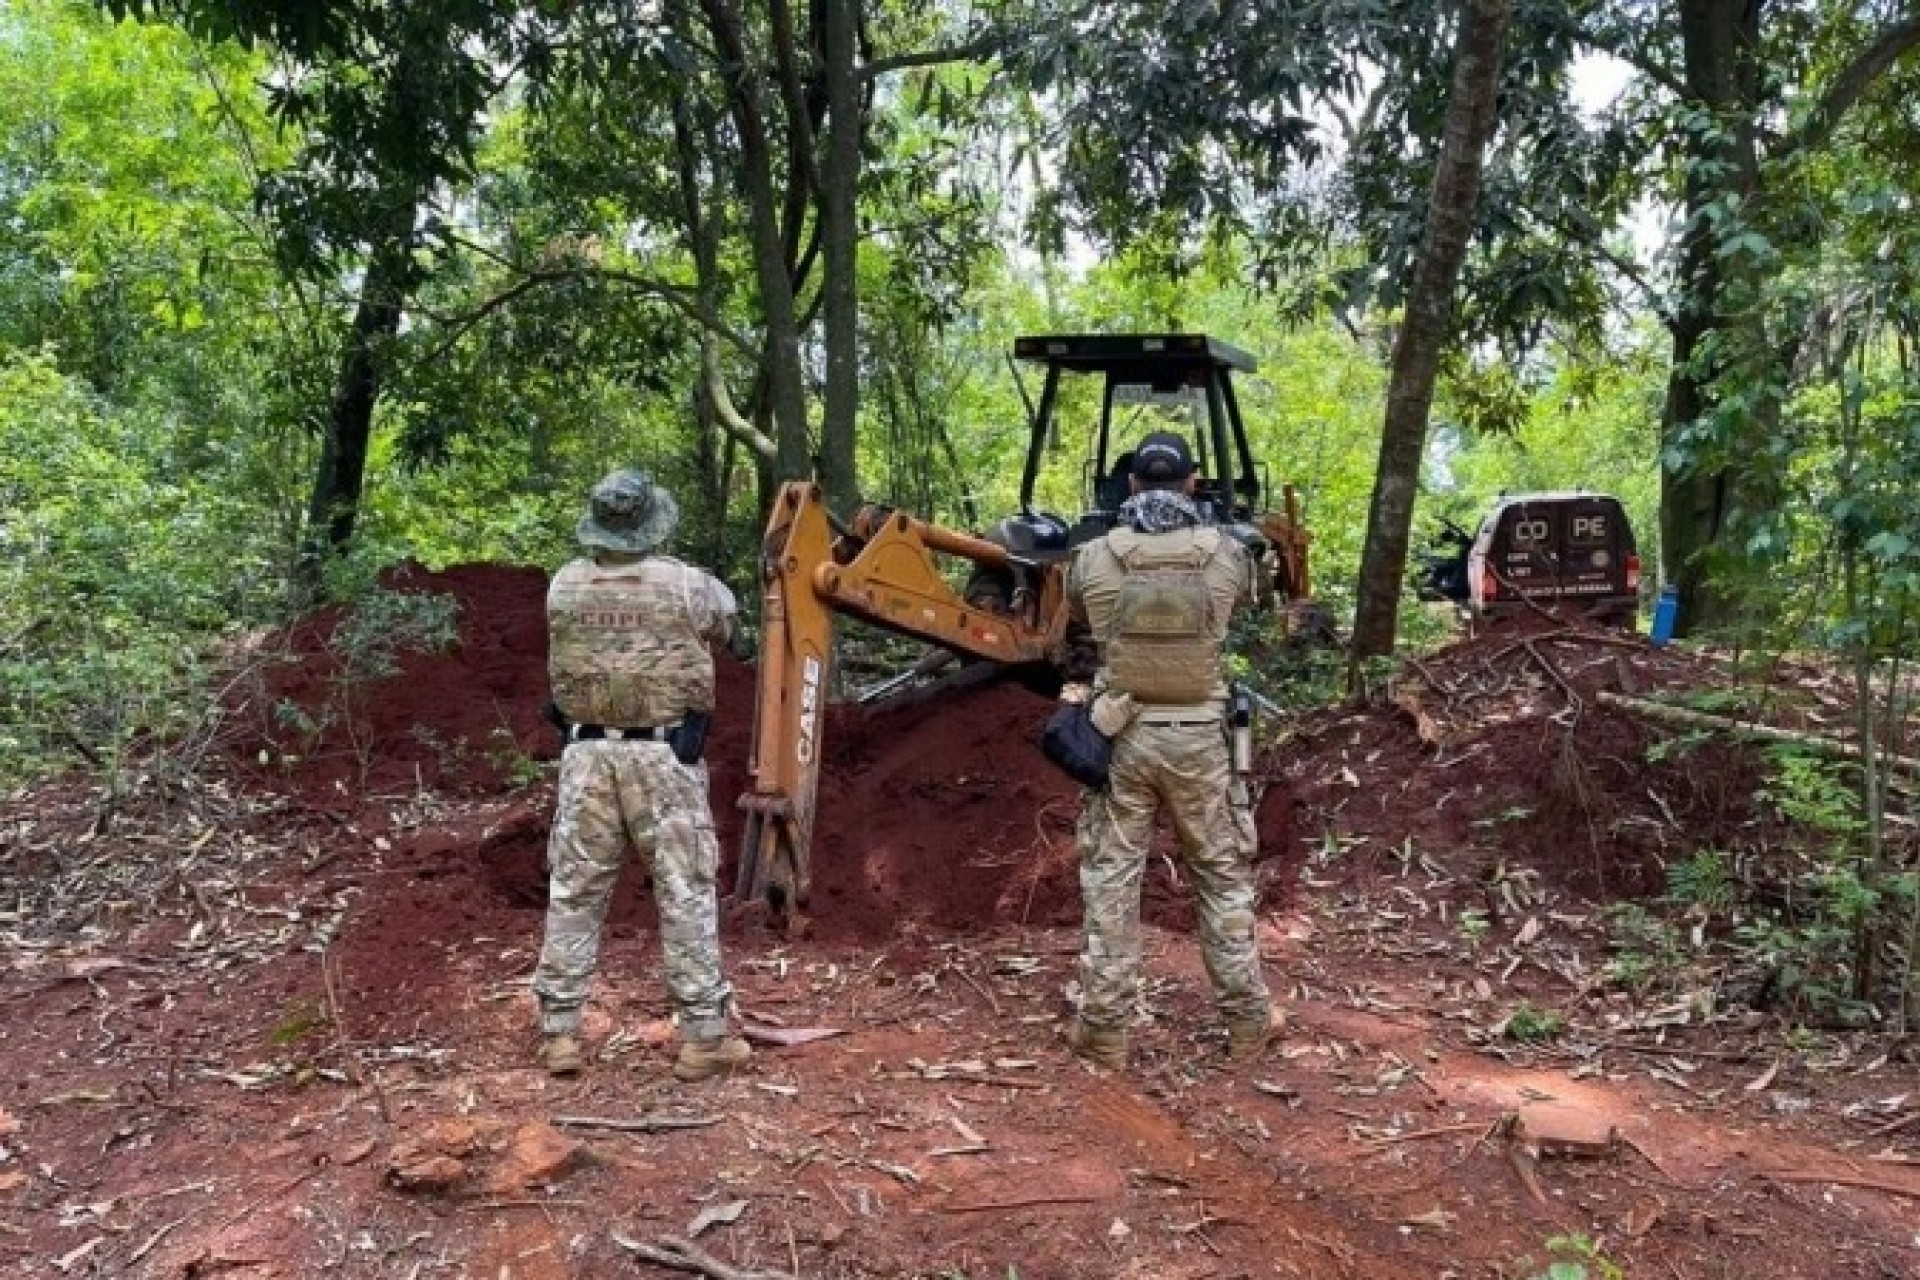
[569,722,679,743]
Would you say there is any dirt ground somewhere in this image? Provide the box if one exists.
[3,565,1917,1279]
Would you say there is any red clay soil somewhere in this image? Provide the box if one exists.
[10,580,1920,1280]
[230,563,556,801]
[234,564,1300,951]
[1279,614,1775,903]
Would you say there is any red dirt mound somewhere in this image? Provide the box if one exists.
[232,563,556,801]
[239,563,1297,945]
[1280,616,1772,901]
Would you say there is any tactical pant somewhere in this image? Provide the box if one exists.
[1075,719,1269,1032]
[533,740,733,1040]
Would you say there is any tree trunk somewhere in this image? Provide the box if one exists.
[817,0,862,515]
[700,0,811,482]
[1658,0,1762,637]
[300,207,413,588]
[1349,0,1514,660]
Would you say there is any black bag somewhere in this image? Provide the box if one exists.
[669,711,712,766]
[1040,702,1111,790]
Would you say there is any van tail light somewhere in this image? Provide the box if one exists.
[1480,567,1497,600]
[1626,554,1641,592]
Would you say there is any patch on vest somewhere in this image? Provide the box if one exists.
[1107,565,1217,704]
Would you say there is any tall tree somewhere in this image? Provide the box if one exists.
[104,0,553,586]
[1351,0,1515,659]
[1629,2,1920,633]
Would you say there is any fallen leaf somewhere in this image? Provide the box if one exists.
[1401,1208,1456,1231]
[1624,1199,1662,1237]
[686,1198,748,1239]
[0,1108,17,1137]
[1513,917,1543,947]
[0,1171,24,1193]
[53,1237,104,1273]
[62,958,130,981]
[335,1138,379,1167]
[738,1025,848,1048]
[1744,1058,1781,1094]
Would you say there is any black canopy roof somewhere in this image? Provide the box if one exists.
[1011,333,1257,374]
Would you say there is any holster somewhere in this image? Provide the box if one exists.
[669,711,711,766]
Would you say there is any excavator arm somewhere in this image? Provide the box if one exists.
[734,482,1066,929]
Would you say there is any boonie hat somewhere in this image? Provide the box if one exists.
[1131,431,1195,483]
[577,469,678,554]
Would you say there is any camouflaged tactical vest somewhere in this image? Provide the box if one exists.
[1100,527,1228,705]
[547,557,715,726]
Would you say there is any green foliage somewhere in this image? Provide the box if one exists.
[1758,749,1862,844]
[0,350,286,785]
[329,588,460,683]
[1644,728,1713,764]
[1601,902,1683,993]
[1666,849,1737,917]
[1502,1001,1564,1044]
[1725,750,1886,1020]
[1523,1234,1624,1280]
[1456,908,1491,949]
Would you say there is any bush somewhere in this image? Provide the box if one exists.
[0,350,292,787]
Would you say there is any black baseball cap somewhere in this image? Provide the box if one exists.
[1130,431,1194,482]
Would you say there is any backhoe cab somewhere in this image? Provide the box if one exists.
[971,334,1309,609]
[735,333,1313,933]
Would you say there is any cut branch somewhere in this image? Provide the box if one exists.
[553,1113,722,1134]
[610,1231,794,1280]
[1762,1169,1920,1201]
[1595,690,1920,776]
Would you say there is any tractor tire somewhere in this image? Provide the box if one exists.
[963,566,1016,615]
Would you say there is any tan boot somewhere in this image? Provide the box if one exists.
[540,1033,583,1076]
[673,1035,751,1082]
[1065,1019,1128,1070]
[1224,1005,1286,1061]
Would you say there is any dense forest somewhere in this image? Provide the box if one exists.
[10,0,1920,749]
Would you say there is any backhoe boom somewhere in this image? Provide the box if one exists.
[734,482,1064,929]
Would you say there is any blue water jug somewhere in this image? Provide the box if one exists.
[1650,585,1680,646]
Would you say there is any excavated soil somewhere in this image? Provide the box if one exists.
[232,564,1299,950]
[1277,613,1780,906]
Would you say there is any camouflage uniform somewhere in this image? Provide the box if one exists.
[533,478,741,1045]
[1066,497,1271,1038]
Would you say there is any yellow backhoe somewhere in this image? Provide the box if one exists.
[734,333,1312,930]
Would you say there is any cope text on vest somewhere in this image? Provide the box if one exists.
[574,608,649,628]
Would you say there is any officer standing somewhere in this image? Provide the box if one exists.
[534,469,751,1081]
[1061,431,1279,1069]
